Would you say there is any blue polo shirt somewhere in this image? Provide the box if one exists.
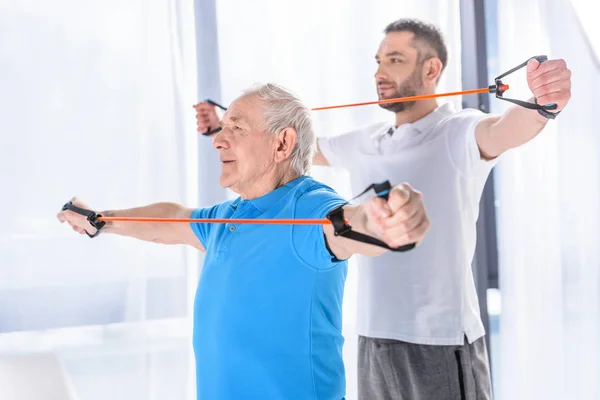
[189,175,349,400]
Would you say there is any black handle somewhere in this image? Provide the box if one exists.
[202,127,222,136]
[61,201,105,238]
[205,98,228,111]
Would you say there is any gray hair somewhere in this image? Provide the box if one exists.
[241,83,315,176]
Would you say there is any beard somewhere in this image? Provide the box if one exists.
[378,67,424,113]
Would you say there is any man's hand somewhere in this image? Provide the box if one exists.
[363,183,429,249]
[527,58,571,113]
[57,197,98,236]
[194,101,221,135]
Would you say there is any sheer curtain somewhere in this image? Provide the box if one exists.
[570,0,600,65]
[212,1,462,398]
[494,0,600,399]
[0,0,199,399]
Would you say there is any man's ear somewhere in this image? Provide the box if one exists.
[422,57,443,86]
[274,127,297,164]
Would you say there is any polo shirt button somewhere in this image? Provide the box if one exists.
[229,225,236,232]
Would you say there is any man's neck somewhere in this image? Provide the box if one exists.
[394,98,439,127]
[238,169,300,200]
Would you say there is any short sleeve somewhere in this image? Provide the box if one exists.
[317,132,357,169]
[190,205,221,250]
[292,186,347,269]
[444,108,500,178]
[318,122,391,169]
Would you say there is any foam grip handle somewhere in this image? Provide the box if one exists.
[373,180,391,201]
[376,189,390,201]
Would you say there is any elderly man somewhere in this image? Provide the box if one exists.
[58,83,430,400]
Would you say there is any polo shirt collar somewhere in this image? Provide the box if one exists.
[371,102,456,141]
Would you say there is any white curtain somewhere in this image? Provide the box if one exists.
[494,0,600,399]
[213,1,463,398]
[569,0,600,65]
[0,0,199,399]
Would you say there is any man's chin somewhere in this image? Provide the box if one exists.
[378,96,416,113]
[219,175,233,189]
[378,91,398,100]
[379,102,405,112]
[219,177,241,194]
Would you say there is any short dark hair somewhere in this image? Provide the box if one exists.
[384,18,448,73]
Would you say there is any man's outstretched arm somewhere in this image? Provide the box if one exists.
[57,199,204,251]
[475,57,571,160]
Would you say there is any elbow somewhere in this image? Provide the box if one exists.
[149,235,179,246]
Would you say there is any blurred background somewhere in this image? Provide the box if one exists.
[0,0,598,399]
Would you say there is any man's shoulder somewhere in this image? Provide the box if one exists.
[345,120,391,137]
[292,177,346,216]
[434,106,487,133]
[322,121,392,142]
[294,176,343,200]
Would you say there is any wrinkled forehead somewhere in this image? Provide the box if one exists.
[222,94,264,128]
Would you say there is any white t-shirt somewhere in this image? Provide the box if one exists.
[318,102,499,345]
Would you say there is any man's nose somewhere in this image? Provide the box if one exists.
[212,129,230,150]
[375,63,387,80]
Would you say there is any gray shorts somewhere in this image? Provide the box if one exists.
[358,335,492,400]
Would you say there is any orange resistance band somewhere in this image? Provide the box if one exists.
[98,217,336,225]
[310,86,507,111]
[116,87,508,225]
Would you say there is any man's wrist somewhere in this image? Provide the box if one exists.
[525,97,553,124]
[532,97,560,121]
[534,109,552,124]
[98,210,114,233]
